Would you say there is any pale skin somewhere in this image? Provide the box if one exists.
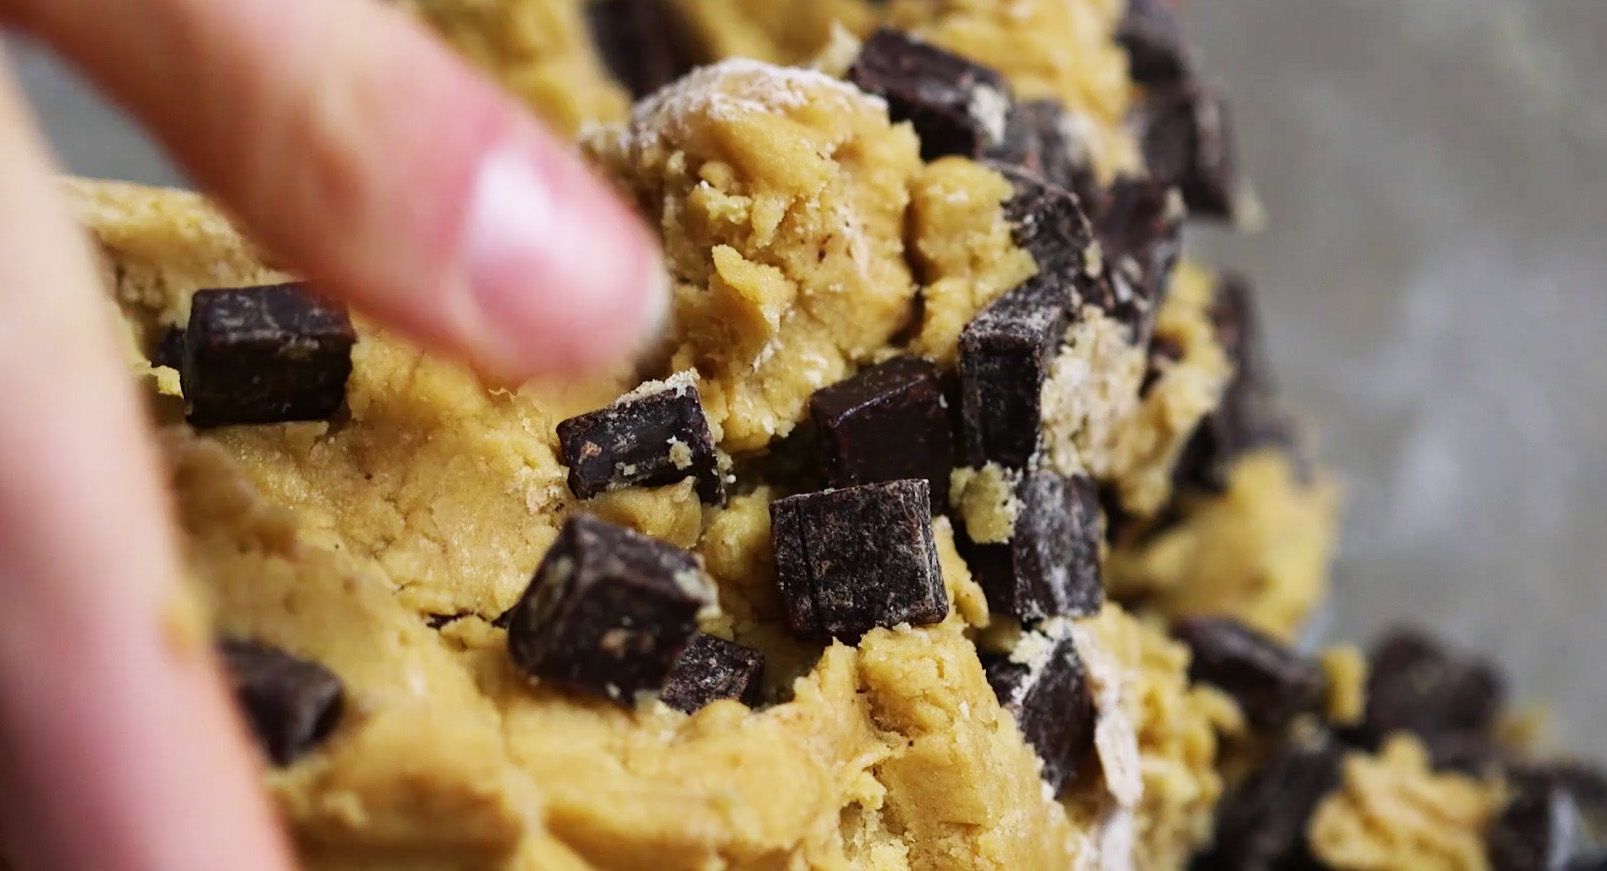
[0,0,664,868]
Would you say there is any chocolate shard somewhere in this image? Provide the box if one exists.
[659,633,766,713]
[769,479,948,641]
[965,471,1103,621]
[1116,0,1195,88]
[586,0,693,98]
[1488,775,1584,871]
[1174,616,1325,731]
[505,514,713,703]
[180,284,356,428]
[958,274,1074,469]
[217,638,345,767]
[986,160,1093,279]
[1198,727,1343,870]
[1095,177,1184,341]
[1360,628,1506,770]
[557,375,724,504]
[985,628,1096,794]
[808,356,954,510]
[987,99,1101,208]
[1139,84,1239,221]
[847,28,1013,160]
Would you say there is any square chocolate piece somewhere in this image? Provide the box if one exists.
[986,160,1093,279]
[181,284,355,428]
[965,471,1103,621]
[958,274,1074,469]
[769,479,948,641]
[1096,177,1184,340]
[1202,727,1343,869]
[808,356,953,510]
[847,28,1013,160]
[558,375,724,504]
[586,0,692,98]
[506,514,714,703]
[1173,616,1325,731]
[987,99,1100,209]
[984,628,1096,794]
[1139,84,1239,221]
[1361,628,1505,770]
[659,633,766,713]
[217,638,345,767]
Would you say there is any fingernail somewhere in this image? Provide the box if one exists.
[461,133,666,377]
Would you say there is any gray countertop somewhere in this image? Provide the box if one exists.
[11,0,1607,755]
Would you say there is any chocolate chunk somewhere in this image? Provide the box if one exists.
[659,633,765,713]
[987,160,1093,279]
[1174,616,1325,731]
[557,376,724,504]
[586,0,693,98]
[957,274,1074,468]
[809,356,954,509]
[1361,628,1505,770]
[152,324,185,370]
[181,284,355,428]
[1117,0,1195,88]
[1488,776,1584,871]
[217,638,344,766]
[505,514,713,703]
[1096,177,1184,340]
[1139,84,1239,221]
[965,471,1103,621]
[988,99,1100,208]
[770,479,947,641]
[985,630,1096,794]
[848,29,1013,160]
[1199,727,1343,870]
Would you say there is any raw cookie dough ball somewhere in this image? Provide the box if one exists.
[584,60,924,451]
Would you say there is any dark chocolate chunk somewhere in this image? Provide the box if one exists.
[1174,616,1325,731]
[557,377,724,504]
[152,324,185,370]
[1116,0,1195,88]
[1139,84,1239,221]
[987,99,1100,208]
[1489,776,1584,871]
[769,479,948,641]
[1198,727,1343,870]
[965,470,1103,621]
[181,284,356,428]
[847,28,1013,160]
[586,0,693,98]
[1096,177,1184,341]
[957,274,1074,468]
[505,514,712,703]
[809,356,954,510]
[987,160,1093,279]
[1361,628,1505,770]
[217,638,345,766]
[985,630,1096,794]
[659,633,766,713]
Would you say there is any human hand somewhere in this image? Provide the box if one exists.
[0,0,664,867]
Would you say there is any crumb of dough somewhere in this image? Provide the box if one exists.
[1106,449,1340,642]
[1319,644,1368,727]
[584,59,924,451]
[950,462,1023,545]
[1307,735,1504,871]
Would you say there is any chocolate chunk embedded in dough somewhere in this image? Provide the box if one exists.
[1199,727,1343,870]
[1361,628,1506,770]
[217,638,345,767]
[848,28,1014,160]
[1096,177,1184,340]
[1488,775,1585,871]
[965,471,1103,621]
[958,274,1073,468]
[984,630,1096,794]
[1174,616,1325,731]
[505,514,713,703]
[808,356,953,510]
[151,324,185,370]
[769,479,947,641]
[1139,84,1239,221]
[987,160,1093,279]
[558,376,724,504]
[1117,0,1195,88]
[586,0,693,98]
[180,284,355,428]
[987,99,1100,208]
[659,633,766,713]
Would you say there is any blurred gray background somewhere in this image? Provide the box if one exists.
[9,1,1606,754]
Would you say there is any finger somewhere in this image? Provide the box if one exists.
[6,0,666,380]
[0,56,294,871]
